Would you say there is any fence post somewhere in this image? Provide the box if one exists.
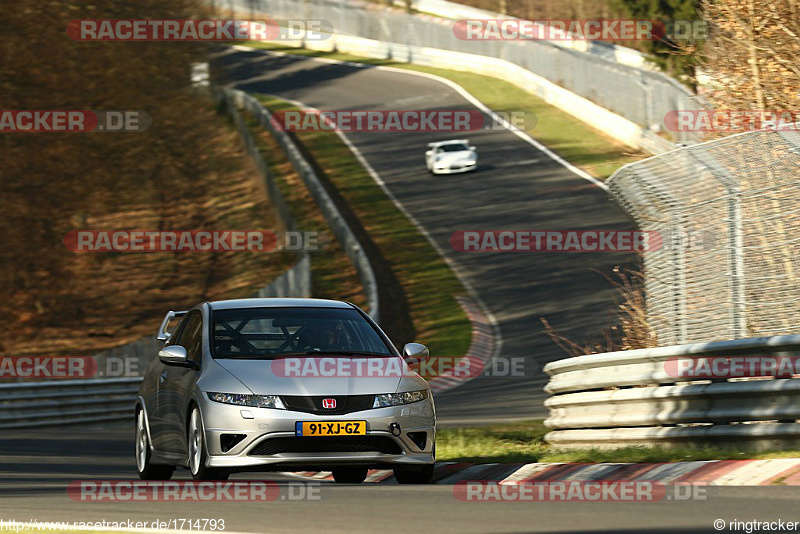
[688,150,747,338]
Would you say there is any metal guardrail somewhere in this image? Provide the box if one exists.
[0,378,142,429]
[543,336,800,450]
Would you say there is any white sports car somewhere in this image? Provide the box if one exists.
[425,139,478,175]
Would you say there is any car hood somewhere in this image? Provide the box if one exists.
[213,356,405,396]
[434,150,476,165]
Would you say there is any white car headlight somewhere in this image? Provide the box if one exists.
[207,392,286,410]
[372,389,429,408]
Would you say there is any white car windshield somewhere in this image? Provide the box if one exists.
[437,144,469,153]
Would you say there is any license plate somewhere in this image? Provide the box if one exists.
[295,421,367,436]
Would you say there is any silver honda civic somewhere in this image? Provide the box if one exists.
[135,298,436,484]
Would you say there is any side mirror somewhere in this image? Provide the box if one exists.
[469,146,476,151]
[402,342,429,360]
[425,150,433,157]
[159,345,188,365]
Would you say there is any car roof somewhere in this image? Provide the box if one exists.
[207,298,353,310]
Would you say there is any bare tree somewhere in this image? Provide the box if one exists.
[700,0,800,114]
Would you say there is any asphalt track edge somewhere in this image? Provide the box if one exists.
[295,458,800,486]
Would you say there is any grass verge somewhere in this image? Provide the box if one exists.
[244,96,471,355]
[437,420,800,464]
[239,42,645,179]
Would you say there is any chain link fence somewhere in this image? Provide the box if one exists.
[607,128,800,345]
[222,0,703,145]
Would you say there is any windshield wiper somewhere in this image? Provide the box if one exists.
[219,354,278,359]
[219,350,393,359]
[272,350,392,358]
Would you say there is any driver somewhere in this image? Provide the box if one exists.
[306,322,340,351]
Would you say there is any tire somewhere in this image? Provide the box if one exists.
[332,466,369,484]
[135,408,174,480]
[188,407,229,481]
[393,464,435,484]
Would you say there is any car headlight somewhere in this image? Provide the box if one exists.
[464,160,476,165]
[207,392,286,410]
[372,389,429,408]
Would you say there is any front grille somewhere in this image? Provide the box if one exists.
[280,395,375,415]
[248,436,402,456]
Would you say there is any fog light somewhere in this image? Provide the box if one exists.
[389,423,401,436]
[407,431,427,450]
[220,433,246,453]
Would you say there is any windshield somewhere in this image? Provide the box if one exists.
[438,143,469,152]
[210,306,393,358]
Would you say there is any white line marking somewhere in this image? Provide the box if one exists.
[714,459,800,486]
[500,463,557,484]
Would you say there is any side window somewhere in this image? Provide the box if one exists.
[166,315,190,347]
[181,312,204,365]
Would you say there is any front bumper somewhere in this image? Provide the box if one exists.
[199,395,435,470]
[432,161,477,174]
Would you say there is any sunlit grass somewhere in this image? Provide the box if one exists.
[437,420,800,464]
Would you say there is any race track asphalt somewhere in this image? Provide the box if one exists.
[0,430,795,534]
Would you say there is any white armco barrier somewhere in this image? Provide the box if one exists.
[543,335,800,450]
